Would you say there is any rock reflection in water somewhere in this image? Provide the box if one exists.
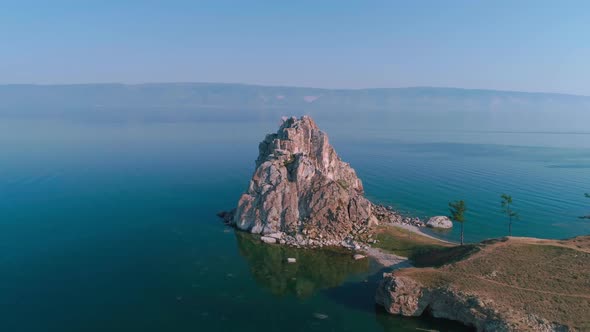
[235,231,369,298]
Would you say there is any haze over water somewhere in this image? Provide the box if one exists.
[1,112,589,331]
[3,1,590,329]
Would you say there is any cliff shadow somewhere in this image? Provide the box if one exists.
[319,261,408,313]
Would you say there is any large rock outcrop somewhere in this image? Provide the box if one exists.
[376,274,512,331]
[376,273,571,332]
[375,236,590,331]
[231,116,377,246]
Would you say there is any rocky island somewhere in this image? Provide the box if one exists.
[221,115,590,331]
[220,115,422,249]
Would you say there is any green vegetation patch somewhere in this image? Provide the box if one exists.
[373,225,479,267]
[283,155,296,167]
[336,179,349,190]
[411,244,479,267]
[373,226,447,257]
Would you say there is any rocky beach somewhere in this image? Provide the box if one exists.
[220,115,426,250]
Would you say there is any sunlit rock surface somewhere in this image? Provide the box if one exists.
[232,116,377,246]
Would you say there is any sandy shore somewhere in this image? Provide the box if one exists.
[364,247,412,268]
[387,222,456,245]
[364,222,456,269]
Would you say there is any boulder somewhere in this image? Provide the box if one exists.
[267,232,284,239]
[426,216,453,229]
[260,236,277,244]
[216,210,234,223]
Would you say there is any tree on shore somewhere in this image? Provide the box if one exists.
[581,193,590,219]
[449,200,467,245]
[501,194,519,236]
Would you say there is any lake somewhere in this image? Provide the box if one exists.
[1,117,589,331]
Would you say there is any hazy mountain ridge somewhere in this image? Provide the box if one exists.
[1,83,588,130]
[1,83,589,110]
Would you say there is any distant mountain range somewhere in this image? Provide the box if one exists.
[1,83,588,130]
[1,82,588,110]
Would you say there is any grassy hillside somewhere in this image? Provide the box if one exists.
[396,236,590,330]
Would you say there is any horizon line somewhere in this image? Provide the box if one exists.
[0,81,588,98]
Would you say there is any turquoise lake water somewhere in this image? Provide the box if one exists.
[1,118,589,331]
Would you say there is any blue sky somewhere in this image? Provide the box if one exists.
[1,0,589,94]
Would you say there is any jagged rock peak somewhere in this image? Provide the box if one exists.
[254,116,361,188]
[232,115,377,245]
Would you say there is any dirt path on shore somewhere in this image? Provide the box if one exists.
[504,236,590,253]
[364,247,412,269]
[467,273,590,299]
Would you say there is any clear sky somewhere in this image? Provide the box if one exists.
[1,0,589,95]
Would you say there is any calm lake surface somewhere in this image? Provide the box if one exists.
[1,117,589,331]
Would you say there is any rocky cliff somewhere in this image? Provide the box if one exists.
[376,237,590,331]
[230,116,378,247]
[376,274,517,331]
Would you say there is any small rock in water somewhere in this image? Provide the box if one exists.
[353,254,366,260]
[260,236,277,244]
[287,258,296,263]
[426,216,453,229]
[216,210,235,223]
[313,313,329,320]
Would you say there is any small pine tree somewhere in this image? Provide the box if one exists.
[501,194,519,236]
[449,200,467,245]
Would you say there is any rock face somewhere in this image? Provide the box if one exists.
[376,274,510,331]
[376,273,569,332]
[372,204,426,227]
[426,216,453,229]
[232,116,377,245]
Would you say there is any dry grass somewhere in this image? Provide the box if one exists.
[399,236,590,330]
[373,225,451,257]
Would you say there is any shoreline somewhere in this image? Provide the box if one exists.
[363,246,412,268]
[362,223,454,269]
[219,204,456,255]
[384,222,457,245]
